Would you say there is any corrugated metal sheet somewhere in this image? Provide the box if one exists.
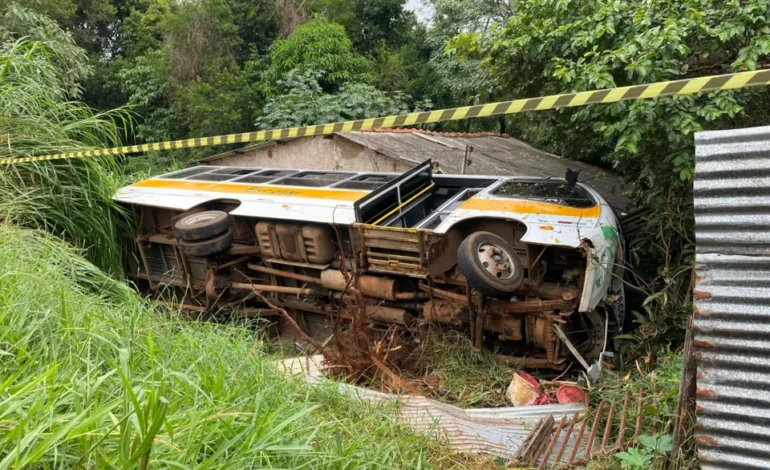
[694,125,770,470]
[278,355,589,463]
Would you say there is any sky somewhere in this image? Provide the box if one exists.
[405,0,435,25]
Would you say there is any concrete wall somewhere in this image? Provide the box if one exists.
[208,135,408,172]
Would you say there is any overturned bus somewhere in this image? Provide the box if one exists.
[114,159,625,370]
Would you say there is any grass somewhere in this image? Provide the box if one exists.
[0,26,134,275]
[400,330,519,408]
[0,224,475,468]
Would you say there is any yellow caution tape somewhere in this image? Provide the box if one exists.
[3,69,769,166]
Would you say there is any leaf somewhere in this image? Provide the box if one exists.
[615,447,650,469]
[657,434,674,454]
[638,433,674,455]
[638,434,657,449]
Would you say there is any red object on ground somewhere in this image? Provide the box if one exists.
[533,393,554,405]
[557,385,589,405]
[515,371,540,391]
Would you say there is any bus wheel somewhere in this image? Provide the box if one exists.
[457,231,523,299]
[179,229,233,257]
[174,210,229,241]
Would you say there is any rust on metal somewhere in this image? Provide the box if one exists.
[422,299,463,325]
[601,401,615,451]
[529,434,550,468]
[364,305,413,325]
[537,415,566,470]
[322,269,400,300]
[247,263,322,284]
[230,282,317,296]
[615,392,630,450]
[227,243,262,255]
[691,304,713,316]
[510,415,554,466]
[696,388,717,399]
[518,388,673,468]
[417,284,575,313]
[553,412,578,464]
[692,339,716,349]
[567,414,588,465]
[584,400,604,458]
[696,435,719,446]
[495,355,565,370]
[692,289,712,300]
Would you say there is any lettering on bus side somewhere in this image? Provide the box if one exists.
[243,187,302,197]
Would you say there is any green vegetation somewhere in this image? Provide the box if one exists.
[450,0,770,354]
[587,354,694,470]
[257,69,413,129]
[0,224,469,468]
[0,0,767,466]
[0,5,131,275]
[403,331,518,408]
[7,0,765,357]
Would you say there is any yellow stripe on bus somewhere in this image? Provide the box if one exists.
[132,179,368,202]
[460,198,601,218]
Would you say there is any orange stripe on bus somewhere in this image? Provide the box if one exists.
[460,198,601,218]
[132,179,368,202]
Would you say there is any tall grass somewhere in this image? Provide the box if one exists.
[0,224,461,468]
[0,8,134,274]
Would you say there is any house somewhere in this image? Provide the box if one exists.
[201,129,629,209]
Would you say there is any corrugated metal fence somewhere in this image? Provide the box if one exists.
[694,126,770,469]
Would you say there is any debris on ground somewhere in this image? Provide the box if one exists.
[506,371,540,406]
[276,354,587,464]
[275,351,679,468]
[506,371,589,407]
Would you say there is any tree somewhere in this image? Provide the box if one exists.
[176,66,257,136]
[262,16,371,95]
[119,49,182,142]
[428,0,513,39]
[455,0,770,352]
[255,69,410,129]
[117,0,264,143]
[308,0,415,54]
[421,0,514,128]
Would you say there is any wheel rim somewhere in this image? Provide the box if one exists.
[477,242,515,280]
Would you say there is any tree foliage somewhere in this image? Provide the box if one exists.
[0,4,91,96]
[256,69,410,129]
[263,16,372,95]
[309,0,416,54]
[452,0,770,352]
[429,0,513,39]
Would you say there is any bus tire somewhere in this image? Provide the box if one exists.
[174,210,229,241]
[457,231,523,299]
[179,229,233,257]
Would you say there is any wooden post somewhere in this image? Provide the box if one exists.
[673,316,696,452]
